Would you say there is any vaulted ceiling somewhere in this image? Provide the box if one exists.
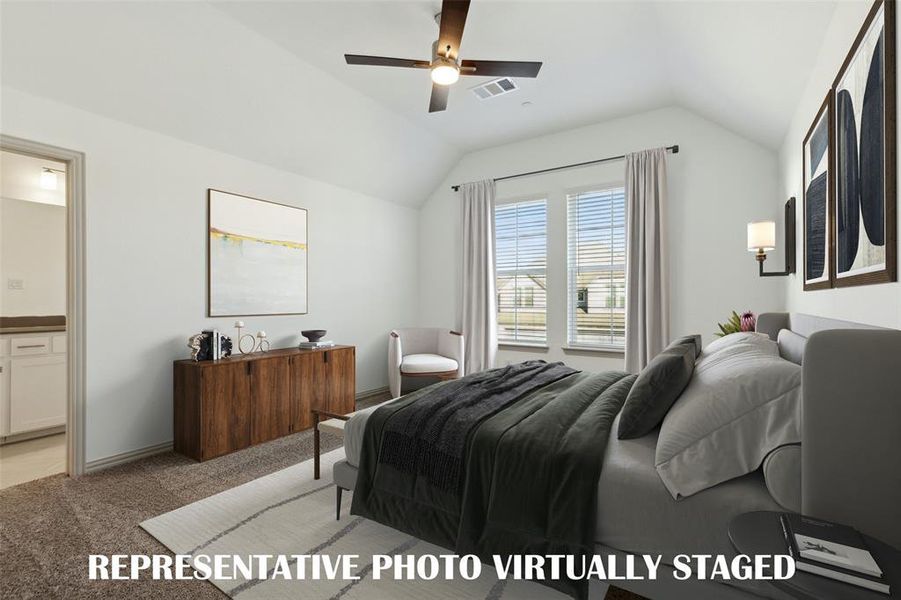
[216,1,838,151]
[1,1,839,207]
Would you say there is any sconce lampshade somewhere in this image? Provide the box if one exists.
[747,221,776,252]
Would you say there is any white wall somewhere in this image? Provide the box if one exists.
[777,1,901,329]
[0,197,67,316]
[1,86,421,463]
[0,1,458,208]
[419,106,784,371]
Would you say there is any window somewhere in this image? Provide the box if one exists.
[567,187,626,348]
[495,199,547,344]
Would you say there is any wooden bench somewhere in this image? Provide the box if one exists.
[312,409,351,480]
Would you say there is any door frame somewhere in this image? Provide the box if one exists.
[1,135,87,476]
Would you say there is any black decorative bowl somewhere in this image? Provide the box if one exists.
[302,329,327,342]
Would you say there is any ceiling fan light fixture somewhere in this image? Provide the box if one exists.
[345,0,542,112]
[430,62,460,86]
[40,168,58,191]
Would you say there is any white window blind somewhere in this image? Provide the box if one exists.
[566,187,626,348]
[495,199,547,344]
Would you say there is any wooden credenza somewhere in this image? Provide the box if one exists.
[173,345,355,461]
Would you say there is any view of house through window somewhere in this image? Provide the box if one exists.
[566,187,627,348]
[495,199,547,344]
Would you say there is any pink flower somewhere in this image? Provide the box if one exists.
[740,311,756,332]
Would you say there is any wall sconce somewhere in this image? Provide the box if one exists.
[747,197,796,277]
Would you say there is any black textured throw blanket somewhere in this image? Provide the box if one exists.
[378,360,578,491]
[352,364,637,600]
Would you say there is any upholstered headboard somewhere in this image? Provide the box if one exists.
[756,312,901,548]
[756,312,884,364]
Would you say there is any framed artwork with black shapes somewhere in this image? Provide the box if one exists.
[832,0,897,287]
[803,92,834,291]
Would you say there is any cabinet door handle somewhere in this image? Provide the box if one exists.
[16,344,46,349]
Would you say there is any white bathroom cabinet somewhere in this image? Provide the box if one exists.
[0,333,66,437]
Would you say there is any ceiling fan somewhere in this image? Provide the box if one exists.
[344,0,542,113]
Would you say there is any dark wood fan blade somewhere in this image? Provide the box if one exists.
[460,60,543,78]
[344,54,429,69]
[429,84,450,113]
[437,0,470,60]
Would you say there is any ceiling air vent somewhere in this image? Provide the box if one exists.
[470,77,518,100]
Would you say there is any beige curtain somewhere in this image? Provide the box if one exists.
[624,148,669,373]
[461,180,497,374]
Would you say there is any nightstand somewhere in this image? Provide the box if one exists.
[728,511,901,599]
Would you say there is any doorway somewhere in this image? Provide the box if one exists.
[0,136,85,484]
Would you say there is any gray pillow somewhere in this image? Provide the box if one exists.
[671,334,702,358]
[655,341,801,499]
[618,341,695,439]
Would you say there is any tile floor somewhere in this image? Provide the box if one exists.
[0,432,66,489]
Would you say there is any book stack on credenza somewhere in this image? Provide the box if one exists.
[780,513,890,594]
[298,340,335,349]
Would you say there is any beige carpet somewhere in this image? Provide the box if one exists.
[0,426,346,599]
[0,394,390,599]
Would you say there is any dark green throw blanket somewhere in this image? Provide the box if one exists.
[351,364,636,599]
[378,360,578,491]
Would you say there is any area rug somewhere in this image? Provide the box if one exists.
[142,449,638,600]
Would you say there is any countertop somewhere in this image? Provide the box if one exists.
[0,326,67,335]
[0,316,66,335]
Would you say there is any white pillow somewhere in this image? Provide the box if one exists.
[699,331,774,360]
[655,338,801,499]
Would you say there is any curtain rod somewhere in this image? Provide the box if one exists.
[450,144,679,192]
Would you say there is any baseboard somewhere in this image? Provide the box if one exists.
[355,386,388,402]
[0,425,66,446]
[85,441,173,474]
[83,388,386,474]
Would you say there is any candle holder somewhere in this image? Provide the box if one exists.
[256,331,270,353]
[235,321,257,355]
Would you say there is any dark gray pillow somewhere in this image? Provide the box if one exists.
[618,342,695,439]
[670,334,702,358]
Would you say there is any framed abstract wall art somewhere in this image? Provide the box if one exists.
[832,0,896,287]
[803,93,834,290]
[207,189,308,316]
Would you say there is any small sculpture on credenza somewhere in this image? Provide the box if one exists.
[220,335,233,357]
[187,330,232,361]
[188,333,204,361]
[234,321,270,354]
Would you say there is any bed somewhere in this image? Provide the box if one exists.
[329,313,901,599]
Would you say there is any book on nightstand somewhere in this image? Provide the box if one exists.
[780,513,890,594]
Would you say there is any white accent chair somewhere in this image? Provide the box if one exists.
[388,328,465,398]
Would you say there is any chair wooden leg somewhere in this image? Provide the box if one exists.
[336,486,343,520]
[314,413,321,480]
